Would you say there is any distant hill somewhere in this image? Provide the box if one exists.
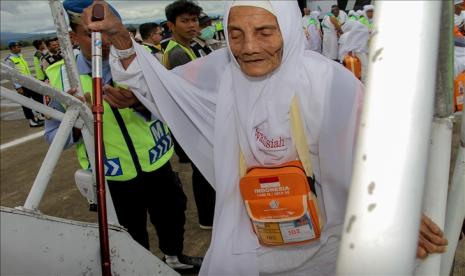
[0,32,57,49]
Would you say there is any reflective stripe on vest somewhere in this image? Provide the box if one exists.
[33,53,46,81]
[162,40,197,68]
[7,54,31,76]
[46,60,174,181]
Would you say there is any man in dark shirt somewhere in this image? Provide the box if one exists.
[140,22,164,62]
[41,37,63,71]
[162,0,216,230]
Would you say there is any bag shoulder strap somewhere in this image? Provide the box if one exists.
[289,96,313,177]
[239,96,314,177]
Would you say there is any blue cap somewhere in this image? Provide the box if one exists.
[63,0,122,24]
[8,41,21,48]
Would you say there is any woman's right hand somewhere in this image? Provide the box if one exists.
[80,0,132,51]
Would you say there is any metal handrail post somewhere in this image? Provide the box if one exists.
[440,110,465,275]
[415,1,454,274]
[336,1,441,274]
[23,106,81,210]
[0,87,66,123]
[49,0,84,97]
[1,63,93,130]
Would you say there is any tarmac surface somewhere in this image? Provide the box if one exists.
[1,47,464,275]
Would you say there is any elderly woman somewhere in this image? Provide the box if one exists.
[82,1,447,275]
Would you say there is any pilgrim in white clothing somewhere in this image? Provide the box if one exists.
[110,1,363,275]
[338,20,369,81]
[306,11,322,53]
[322,7,347,60]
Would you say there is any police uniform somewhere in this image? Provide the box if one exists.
[4,41,44,126]
[44,53,189,255]
[43,0,192,257]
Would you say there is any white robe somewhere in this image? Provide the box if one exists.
[322,14,339,60]
[110,2,363,275]
[455,45,465,78]
[306,15,322,54]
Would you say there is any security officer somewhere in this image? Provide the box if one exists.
[41,37,64,71]
[32,39,47,81]
[139,22,164,62]
[44,0,202,272]
[163,0,216,230]
[4,41,44,127]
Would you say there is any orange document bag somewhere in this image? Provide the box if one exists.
[343,52,362,80]
[239,97,325,246]
[454,72,464,112]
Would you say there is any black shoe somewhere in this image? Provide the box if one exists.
[178,254,203,268]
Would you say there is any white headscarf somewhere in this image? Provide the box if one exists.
[362,4,374,23]
[338,9,348,26]
[111,1,362,275]
[348,10,355,17]
[356,10,364,18]
[310,10,320,20]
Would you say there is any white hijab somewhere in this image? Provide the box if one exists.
[111,1,362,275]
[362,4,374,24]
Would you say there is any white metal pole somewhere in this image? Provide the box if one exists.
[23,107,81,210]
[0,87,66,122]
[1,63,94,131]
[440,112,465,275]
[336,1,441,274]
[415,1,454,274]
[49,0,84,97]
[415,118,452,275]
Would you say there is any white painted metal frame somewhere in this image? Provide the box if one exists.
[415,1,455,274]
[49,0,84,98]
[441,110,465,275]
[0,63,118,224]
[336,1,442,274]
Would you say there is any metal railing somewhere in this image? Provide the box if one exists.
[337,1,464,275]
[0,63,119,224]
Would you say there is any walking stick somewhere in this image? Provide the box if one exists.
[91,4,111,276]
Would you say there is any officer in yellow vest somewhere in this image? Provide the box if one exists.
[32,39,47,81]
[214,17,225,41]
[44,0,202,272]
[4,41,44,127]
[139,22,164,62]
[163,0,216,232]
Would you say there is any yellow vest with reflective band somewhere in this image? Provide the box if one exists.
[162,40,197,68]
[215,21,224,31]
[7,54,31,76]
[33,52,46,81]
[46,60,174,181]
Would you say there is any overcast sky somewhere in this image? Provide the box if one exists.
[0,1,226,34]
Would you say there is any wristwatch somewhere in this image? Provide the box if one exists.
[110,44,136,59]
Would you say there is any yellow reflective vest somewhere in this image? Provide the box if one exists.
[46,59,174,181]
[33,52,46,81]
[7,54,31,76]
[162,40,197,68]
